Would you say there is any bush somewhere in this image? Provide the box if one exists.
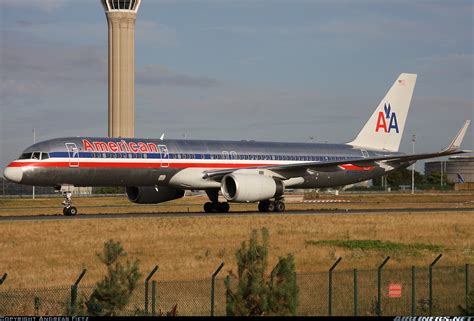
[92,187,125,194]
[85,240,141,316]
[459,290,474,315]
[224,228,298,316]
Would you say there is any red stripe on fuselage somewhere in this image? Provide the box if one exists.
[7,161,276,169]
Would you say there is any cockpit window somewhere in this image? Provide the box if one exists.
[32,152,41,160]
[41,152,49,160]
[19,153,33,160]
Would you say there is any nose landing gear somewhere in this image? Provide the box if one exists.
[61,191,78,216]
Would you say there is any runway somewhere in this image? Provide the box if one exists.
[1,207,473,222]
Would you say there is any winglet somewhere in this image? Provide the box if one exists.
[444,120,470,152]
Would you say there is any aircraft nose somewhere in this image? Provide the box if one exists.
[4,166,23,183]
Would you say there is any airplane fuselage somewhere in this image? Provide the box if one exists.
[5,136,405,189]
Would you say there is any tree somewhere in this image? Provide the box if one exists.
[268,254,298,316]
[373,168,423,187]
[224,228,298,316]
[85,240,141,316]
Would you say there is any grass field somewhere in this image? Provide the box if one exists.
[0,207,472,289]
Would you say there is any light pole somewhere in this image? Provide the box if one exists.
[411,134,416,195]
[440,161,444,188]
[33,129,35,200]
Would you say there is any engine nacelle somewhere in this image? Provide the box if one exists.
[126,186,185,204]
[221,173,284,202]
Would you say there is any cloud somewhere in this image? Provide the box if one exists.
[416,54,474,80]
[203,26,258,37]
[1,0,73,12]
[136,65,219,87]
[0,40,107,100]
[136,21,180,47]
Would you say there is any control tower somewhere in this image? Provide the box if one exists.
[101,0,141,138]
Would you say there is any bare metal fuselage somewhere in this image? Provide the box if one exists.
[8,137,406,189]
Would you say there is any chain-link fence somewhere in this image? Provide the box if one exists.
[0,265,471,316]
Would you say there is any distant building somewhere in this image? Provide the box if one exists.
[425,156,474,183]
[0,178,91,197]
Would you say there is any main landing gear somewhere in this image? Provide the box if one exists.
[258,199,286,213]
[61,191,78,216]
[204,190,230,213]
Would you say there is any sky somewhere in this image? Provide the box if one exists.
[0,0,473,172]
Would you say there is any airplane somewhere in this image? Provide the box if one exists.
[3,73,471,216]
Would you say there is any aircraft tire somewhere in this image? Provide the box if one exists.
[204,202,213,213]
[210,203,221,213]
[258,201,269,212]
[69,207,78,216]
[267,201,275,212]
[220,202,230,213]
[63,207,68,216]
[274,201,285,212]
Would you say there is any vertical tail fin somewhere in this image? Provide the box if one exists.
[348,73,417,152]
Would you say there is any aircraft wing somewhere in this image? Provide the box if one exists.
[202,120,471,180]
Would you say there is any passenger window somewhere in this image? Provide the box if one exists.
[41,153,49,160]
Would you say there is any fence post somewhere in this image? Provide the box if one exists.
[328,257,342,316]
[70,269,87,314]
[151,280,157,316]
[34,296,41,316]
[429,254,442,315]
[377,256,390,316]
[145,265,158,316]
[354,269,358,317]
[211,262,224,317]
[411,266,416,316]
[466,264,470,312]
[0,273,7,286]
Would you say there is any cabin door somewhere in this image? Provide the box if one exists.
[65,143,80,168]
[158,145,169,168]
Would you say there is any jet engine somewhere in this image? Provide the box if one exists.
[126,186,185,204]
[221,173,284,202]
